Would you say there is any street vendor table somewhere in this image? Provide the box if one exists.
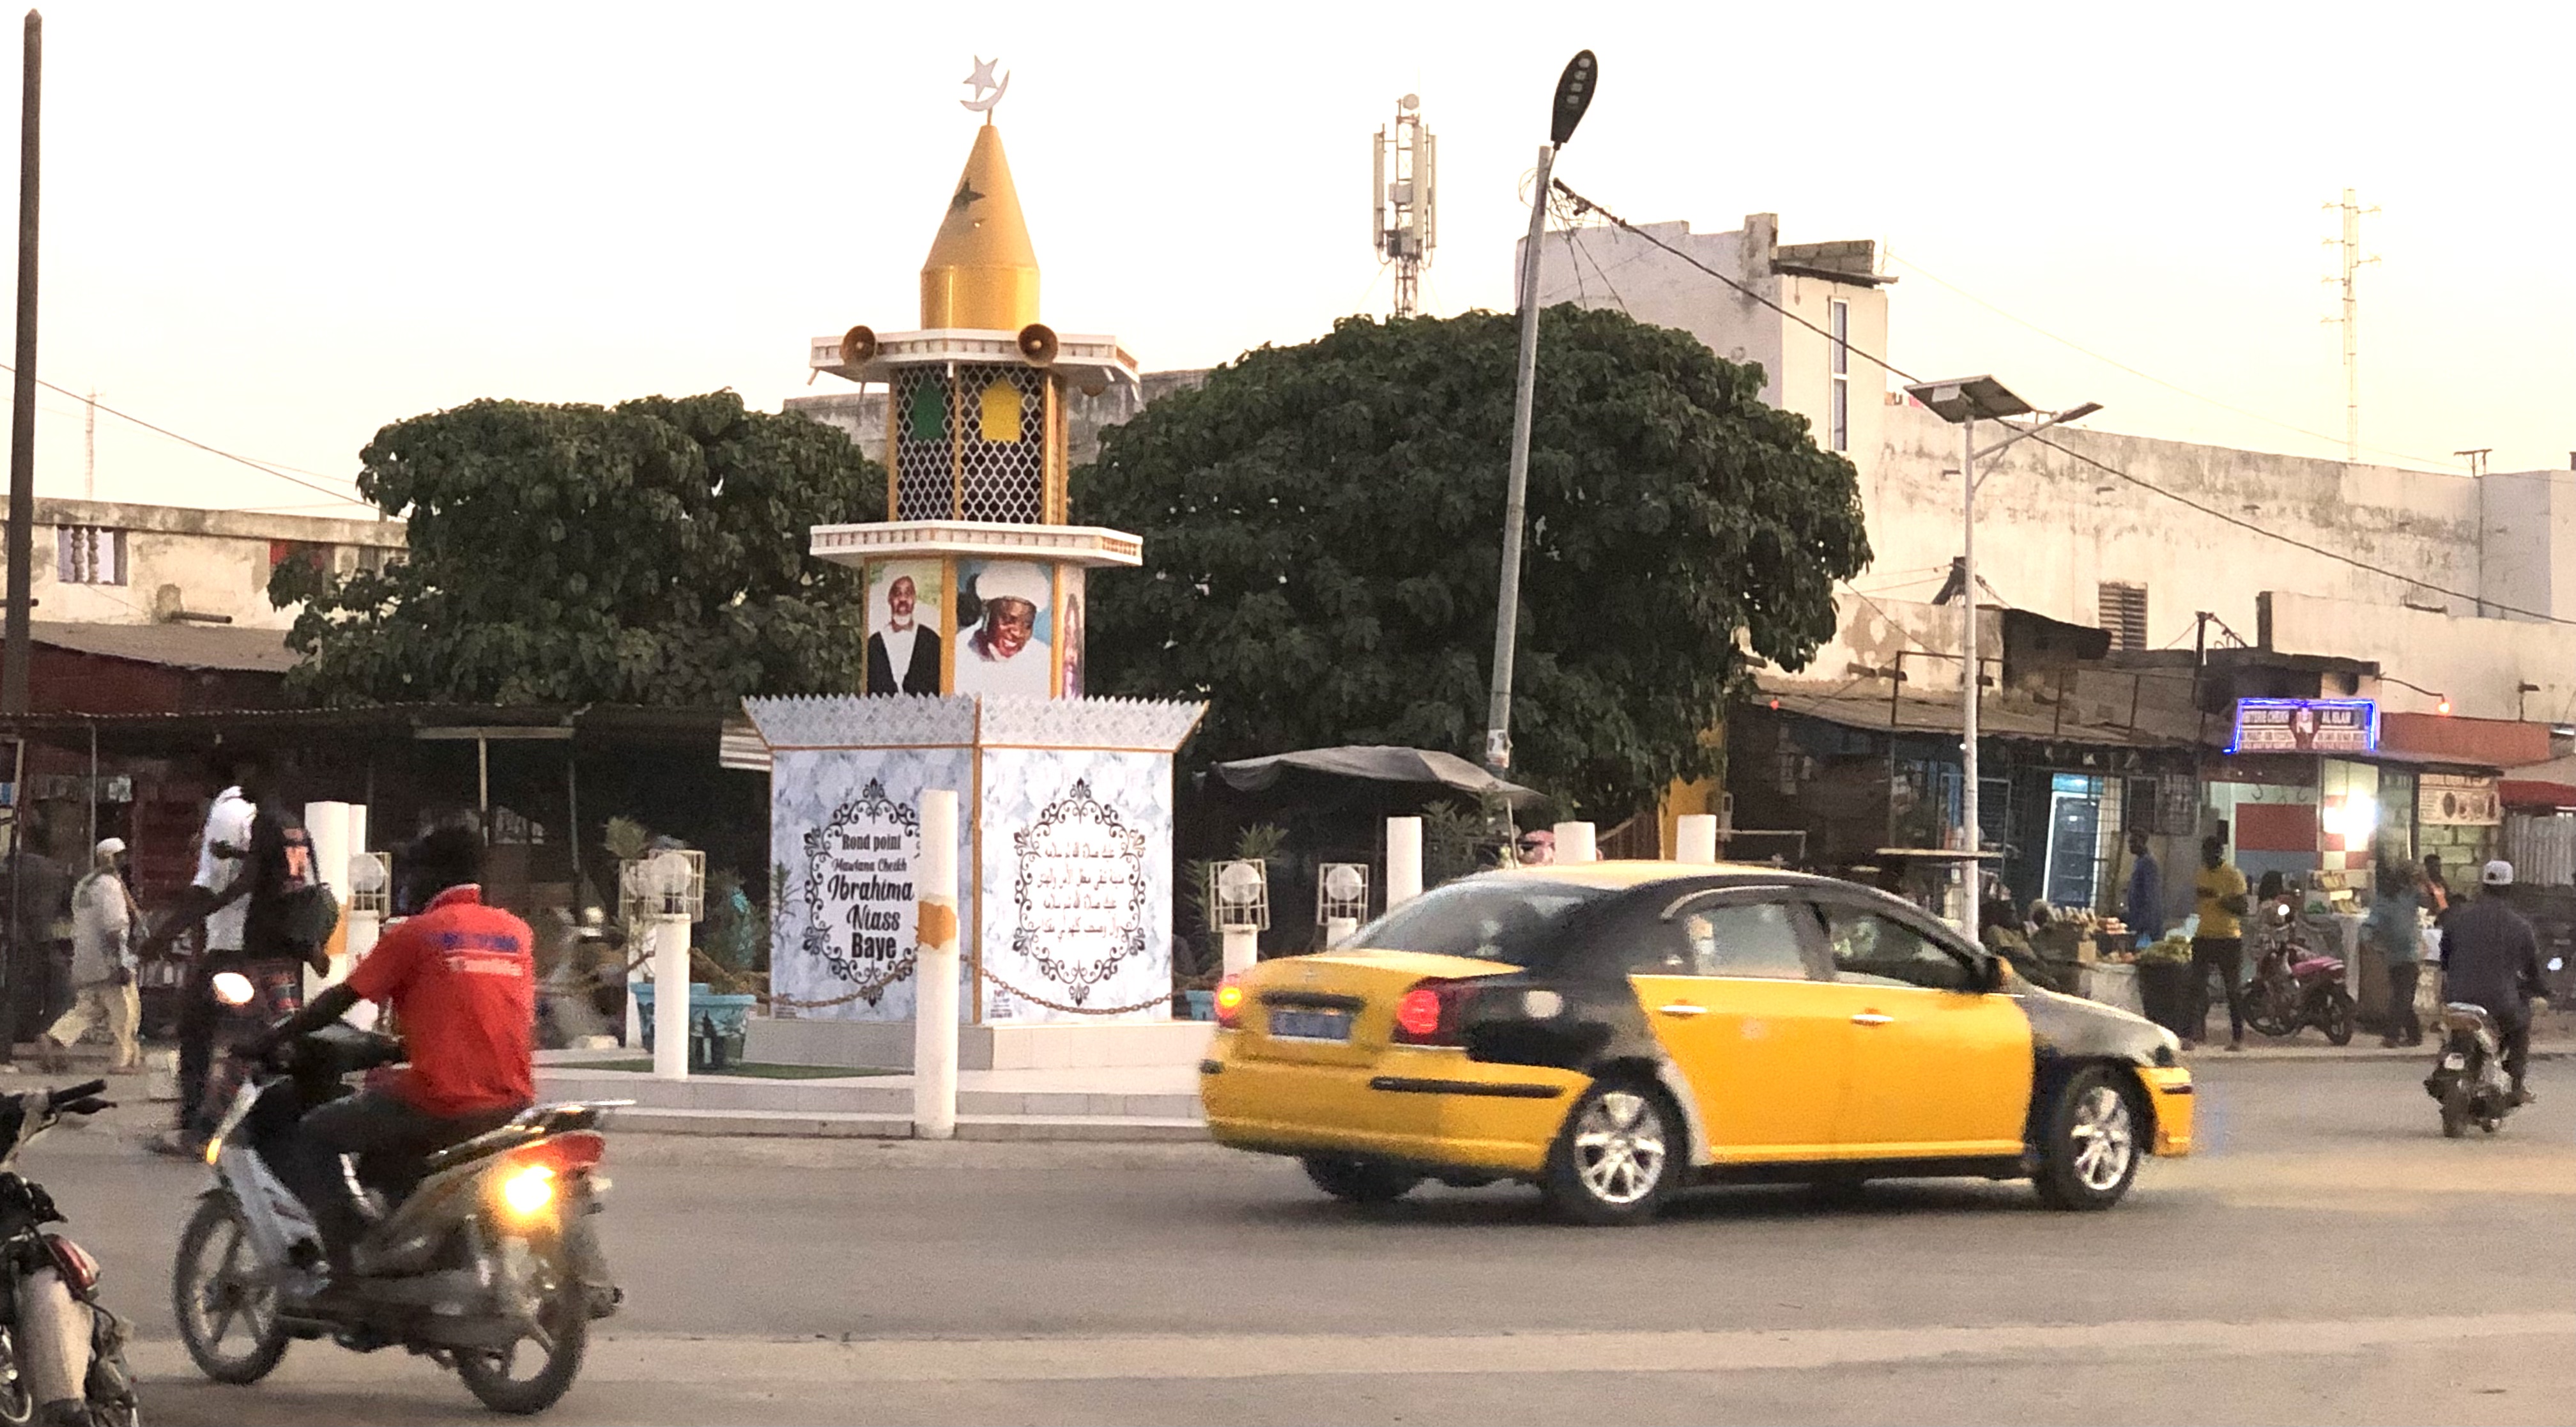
[2076,962,2144,1017]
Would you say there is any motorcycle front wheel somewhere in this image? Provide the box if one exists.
[172,1195,289,1385]
[2244,978,2296,1038]
[455,1237,588,1415]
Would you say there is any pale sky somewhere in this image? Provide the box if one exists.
[13,1,2575,518]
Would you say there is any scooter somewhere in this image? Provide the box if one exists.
[0,1078,137,1426]
[172,971,624,1415]
[2245,919,2356,1045]
[2424,1001,2517,1138]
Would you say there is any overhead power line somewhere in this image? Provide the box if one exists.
[1545,180,2576,628]
[0,361,369,509]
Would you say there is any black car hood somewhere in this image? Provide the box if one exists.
[2014,982,2175,1066]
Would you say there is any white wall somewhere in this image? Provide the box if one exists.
[11,498,405,629]
[1526,215,1889,477]
[2264,590,2576,723]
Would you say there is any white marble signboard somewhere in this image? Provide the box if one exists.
[977,748,1175,1024]
[770,746,973,1021]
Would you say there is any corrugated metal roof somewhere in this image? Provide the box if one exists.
[30,620,300,674]
[719,716,770,773]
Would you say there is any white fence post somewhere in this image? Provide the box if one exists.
[1386,817,1423,907]
[913,789,961,1141]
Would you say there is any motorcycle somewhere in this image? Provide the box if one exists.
[172,973,625,1415]
[2244,908,2355,1045]
[0,1079,137,1426]
[2424,1001,2517,1138]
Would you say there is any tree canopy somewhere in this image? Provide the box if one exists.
[272,391,878,707]
[1075,307,1871,820]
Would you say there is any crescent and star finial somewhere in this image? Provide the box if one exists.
[962,56,1010,115]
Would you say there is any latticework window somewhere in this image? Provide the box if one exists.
[888,364,1049,523]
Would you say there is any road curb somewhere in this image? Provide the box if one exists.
[2192,1045,2570,1064]
[610,1107,1209,1143]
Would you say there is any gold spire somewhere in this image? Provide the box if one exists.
[920,121,1039,330]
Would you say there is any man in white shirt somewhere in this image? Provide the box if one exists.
[138,753,268,1150]
[865,573,943,695]
[42,839,141,1073]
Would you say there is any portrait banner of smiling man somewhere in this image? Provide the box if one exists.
[864,560,946,696]
[954,559,1054,697]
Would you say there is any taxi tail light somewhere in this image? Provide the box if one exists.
[1392,979,1475,1045]
[1213,975,1247,1028]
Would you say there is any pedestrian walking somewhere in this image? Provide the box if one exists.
[2365,860,2425,1048]
[2189,835,2251,1052]
[40,838,142,1074]
[2124,832,2164,949]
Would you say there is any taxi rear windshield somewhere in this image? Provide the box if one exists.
[1344,879,1609,968]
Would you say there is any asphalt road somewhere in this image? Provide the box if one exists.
[10,1058,2570,1426]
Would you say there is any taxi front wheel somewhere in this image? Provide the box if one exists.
[1301,1155,1423,1205]
[2034,1067,2143,1211]
[1541,1081,1678,1226]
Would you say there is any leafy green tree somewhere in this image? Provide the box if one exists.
[272,392,878,707]
[1076,308,1870,820]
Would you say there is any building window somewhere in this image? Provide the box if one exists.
[268,540,331,576]
[2098,582,2149,651]
[54,526,126,585]
[1828,298,1851,453]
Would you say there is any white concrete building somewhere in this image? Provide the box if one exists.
[3,497,404,630]
[1529,211,2576,729]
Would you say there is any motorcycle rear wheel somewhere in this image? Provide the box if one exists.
[455,1240,588,1415]
[172,1195,290,1385]
[2318,989,2356,1047]
[2245,981,2296,1038]
[2440,1083,2473,1139]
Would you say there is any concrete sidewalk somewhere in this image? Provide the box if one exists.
[535,1056,1208,1141]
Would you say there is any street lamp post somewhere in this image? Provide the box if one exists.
[1483,49,1596,777]
[1903,378,2097,919]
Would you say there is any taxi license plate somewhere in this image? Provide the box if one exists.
[1267,1007,1354,1042]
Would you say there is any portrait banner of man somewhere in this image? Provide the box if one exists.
[955,560,1054,697]
[865,560,946,696]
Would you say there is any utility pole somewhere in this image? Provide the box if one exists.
[2,9,34,716]
[2,9,39,1071]
[2323,188,2377,464]
[1483,50,1595,778]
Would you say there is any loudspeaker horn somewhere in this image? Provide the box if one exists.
[839,325,878,366]
[1016,323,1059,367]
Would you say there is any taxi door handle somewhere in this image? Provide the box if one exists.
[1657,1003,1709,1019]
[1850,1013,1894,1026]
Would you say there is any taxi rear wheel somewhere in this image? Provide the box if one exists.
[2034,1067,2142,1211]
[1541,1080,1678,1226]
[1301,1155,1423,1205]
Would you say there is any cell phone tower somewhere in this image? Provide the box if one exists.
[1372,95,1436,318]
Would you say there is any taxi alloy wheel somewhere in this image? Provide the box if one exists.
[1543,1081,1676,1226]
[2035,1067,2142,1211]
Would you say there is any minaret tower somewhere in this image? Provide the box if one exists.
[808,58,1140,699]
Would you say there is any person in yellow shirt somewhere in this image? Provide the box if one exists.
[2191,835,2252,1051]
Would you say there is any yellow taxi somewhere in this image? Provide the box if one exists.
[1199,862,2192,1224]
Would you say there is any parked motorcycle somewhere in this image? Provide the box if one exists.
[2244,937,2356,1045]
[0,1077,139,1426]
[172,973,624,1415]
[2424,1001,2518,1138]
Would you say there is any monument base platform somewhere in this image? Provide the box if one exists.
[746,1015,1214,1072]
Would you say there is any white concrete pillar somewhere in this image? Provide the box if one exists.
[302,801,353,1001]
[1676,814,1720,866]
[1386,817,1423,907]
[1554,821,1598,864]
[652,914,692,1081]
[1323,916,1359,948]
[1221,926,1259,975]
[342,908,381,1033]
[912,789,961,1141]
